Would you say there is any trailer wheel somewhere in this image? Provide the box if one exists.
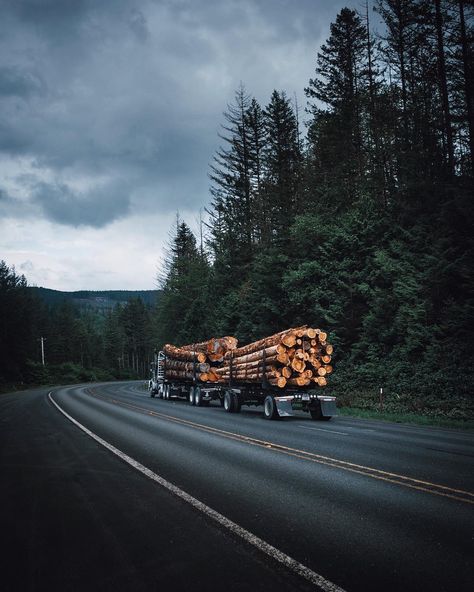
[189,386,196,406]
[223,390,235,413]
[163,384,170,400]
[194,387,203,406]
[263,395,279,420]
[232,392,241,413]
[309,401,331,421]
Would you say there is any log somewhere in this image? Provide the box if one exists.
[325,344,333,355]
[180,336,238,354]
[324,365,333,374]
[322,355,331,364]
[277,352,290,365]
[268,377,287,388]
[164,344,206,363]
[165,369,208,382]
[165,359,210,373]
[281,366,292,379]
[226,326,307,359]
[317,367,327,376]
[291,358,305,373]
[213,354,279,374]
[225,345,279,365]
[288,376,311,387]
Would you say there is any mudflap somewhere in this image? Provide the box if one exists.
[319,397,337,417]
[274,397,294,417]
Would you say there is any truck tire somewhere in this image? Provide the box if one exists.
[223,390,235,413]
[195,387,203,406]
[263,395,279,420]
[150,389,155,398]
[310,401,331,421]
[164,384,170,400]
[189,386,196,406]
[232,392,241,413]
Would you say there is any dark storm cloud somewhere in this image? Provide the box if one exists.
[32,180,131,228]
[0,66,45,97]
[0,0,354,228]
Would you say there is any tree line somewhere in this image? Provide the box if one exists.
[155,1,474,418]
[0,260,156,387]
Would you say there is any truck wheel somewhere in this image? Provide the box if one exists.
[195,387,202,406]
[232,392,241,413]
[150,389,155,398]
[223,390,235,413]
[164,384,170,400]
[310,401,331,421]
[263,395,279,420]
[189,387,196,406]
[157,384,164,399]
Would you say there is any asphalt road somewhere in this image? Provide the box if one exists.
[1,381,473,592]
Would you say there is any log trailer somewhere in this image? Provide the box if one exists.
[149,350,337,421]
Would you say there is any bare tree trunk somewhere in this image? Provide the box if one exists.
[459,0,474,174]
[435,0,455,175]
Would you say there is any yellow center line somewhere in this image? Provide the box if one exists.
[86,388,474,505]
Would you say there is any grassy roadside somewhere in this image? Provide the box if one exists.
[337,406,474,431]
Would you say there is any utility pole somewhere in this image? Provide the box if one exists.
[39,337,46,365]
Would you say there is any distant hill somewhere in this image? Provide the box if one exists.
[30,287,160,313]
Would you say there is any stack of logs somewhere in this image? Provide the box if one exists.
[214,326,333,389]
[163,327,333,389]
[163,336,238,383]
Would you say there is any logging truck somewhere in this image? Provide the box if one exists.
[149,349,337,421]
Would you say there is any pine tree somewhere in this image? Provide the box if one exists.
[262,90,302,244]
[155,219,211,346]
[305,7,368,209]
[0,261,36,382]
[209,85,254,271]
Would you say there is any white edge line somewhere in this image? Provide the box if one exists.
[48,391,346,592]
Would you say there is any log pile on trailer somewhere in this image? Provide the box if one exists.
[163,336,238,383]
[214,326,333,389]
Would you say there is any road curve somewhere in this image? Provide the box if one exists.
[1,381,473,592]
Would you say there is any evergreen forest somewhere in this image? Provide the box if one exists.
[1,1,473,420]
[155,1,474,419]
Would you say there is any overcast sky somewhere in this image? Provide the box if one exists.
[0,0,369,291]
